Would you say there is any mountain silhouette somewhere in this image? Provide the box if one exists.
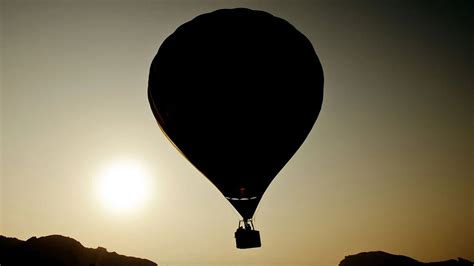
[340,251,472,266]
[0,235,157,266]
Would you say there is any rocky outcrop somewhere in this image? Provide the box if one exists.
[0,235,157,266]
[340,251,472,266]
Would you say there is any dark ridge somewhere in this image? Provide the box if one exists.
[0,235,157,266]
[340,251,472,266]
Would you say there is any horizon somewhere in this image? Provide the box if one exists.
[1,1,473,265]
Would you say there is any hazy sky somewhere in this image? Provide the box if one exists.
[1,1,473,266]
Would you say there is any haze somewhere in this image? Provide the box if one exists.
[1,1,472,266]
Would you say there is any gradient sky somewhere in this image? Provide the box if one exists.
[1,1,473,266]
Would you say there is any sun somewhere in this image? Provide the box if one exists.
[97,160,150,213]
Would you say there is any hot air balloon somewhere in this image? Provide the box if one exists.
[148,8,323,249]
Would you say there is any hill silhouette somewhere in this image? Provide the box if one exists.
[340,251,472,266]
[0,235,157,266]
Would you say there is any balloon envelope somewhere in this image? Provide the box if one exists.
[148,8,323,220]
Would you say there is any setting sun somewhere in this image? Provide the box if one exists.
[97,160,150,213]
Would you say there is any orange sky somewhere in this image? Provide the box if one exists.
[1,1,472,265]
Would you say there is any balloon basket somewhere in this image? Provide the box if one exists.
[235,228,261,249]
[235,220,261,249]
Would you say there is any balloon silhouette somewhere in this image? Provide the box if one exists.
[148,8,323,248]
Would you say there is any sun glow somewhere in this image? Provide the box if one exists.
[97,160,150,213]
